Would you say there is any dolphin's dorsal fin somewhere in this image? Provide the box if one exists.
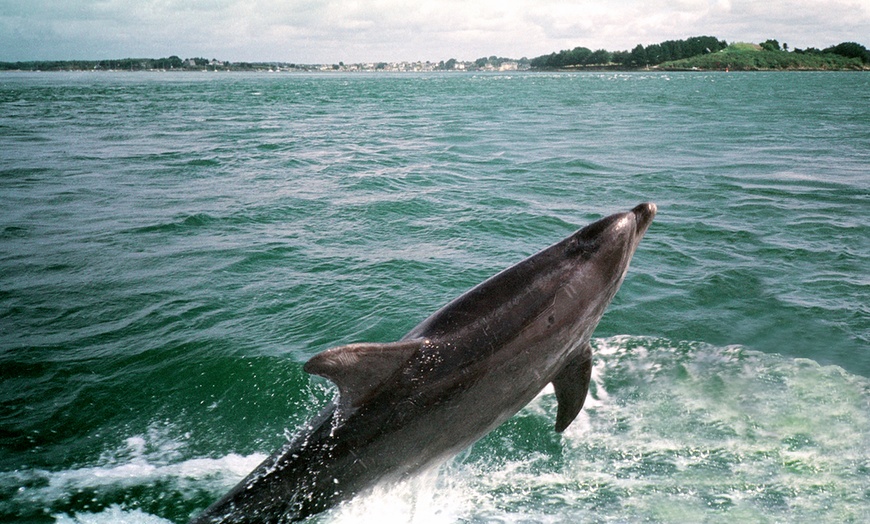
[304,339,426,410]
[552,343,593,433]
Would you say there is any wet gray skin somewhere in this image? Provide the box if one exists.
[190,202,657,523]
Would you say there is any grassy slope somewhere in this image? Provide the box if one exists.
[659,44,867,71]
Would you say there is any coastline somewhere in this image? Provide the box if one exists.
[2,66,867,73]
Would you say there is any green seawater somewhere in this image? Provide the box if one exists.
[1,72,868,523]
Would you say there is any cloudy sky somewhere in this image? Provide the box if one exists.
[1,0,868,63]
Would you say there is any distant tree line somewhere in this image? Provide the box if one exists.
[0,56,333,72]
[758,39,870,64]
[796,42,870,64]
[531,36,728,69]
[0,56,190,71]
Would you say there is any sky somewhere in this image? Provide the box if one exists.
[1,0,868,63]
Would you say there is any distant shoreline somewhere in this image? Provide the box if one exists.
[2,67,867,73]
[0,57,531,74]
[3,38,868,74]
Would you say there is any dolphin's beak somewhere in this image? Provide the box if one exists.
[632,202,657,235]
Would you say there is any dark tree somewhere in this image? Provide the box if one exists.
[645,44,663,64]
[824,42,870,63]
[629,45,648,67]
[760,39,781,52]
[611,50,630,66]
[589,49,612,65]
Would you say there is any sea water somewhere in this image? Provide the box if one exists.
[1,71,868,523]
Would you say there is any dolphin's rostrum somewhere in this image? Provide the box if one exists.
[191,203,657,523]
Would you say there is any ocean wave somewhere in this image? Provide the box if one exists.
[2,336,867,523]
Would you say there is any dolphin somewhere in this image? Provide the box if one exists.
[190,202,656,523]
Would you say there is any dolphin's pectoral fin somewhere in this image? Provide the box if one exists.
[304,339,427,410]
[552,343,593,433]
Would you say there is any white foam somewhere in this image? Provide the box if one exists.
[43,451,265,490]
[10,429,266,513]
[10,336,870,523]
[327,468,472,524]
[318,335,870,523]
[54,505,173,524]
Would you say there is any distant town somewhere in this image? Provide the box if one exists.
[0,56,532,73]
[2,36,867,72]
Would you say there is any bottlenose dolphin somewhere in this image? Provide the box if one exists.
[191,202,656,523]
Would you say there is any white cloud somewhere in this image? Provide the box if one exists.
[0,0,867,62]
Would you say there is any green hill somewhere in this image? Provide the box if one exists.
[659,43,868,71]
